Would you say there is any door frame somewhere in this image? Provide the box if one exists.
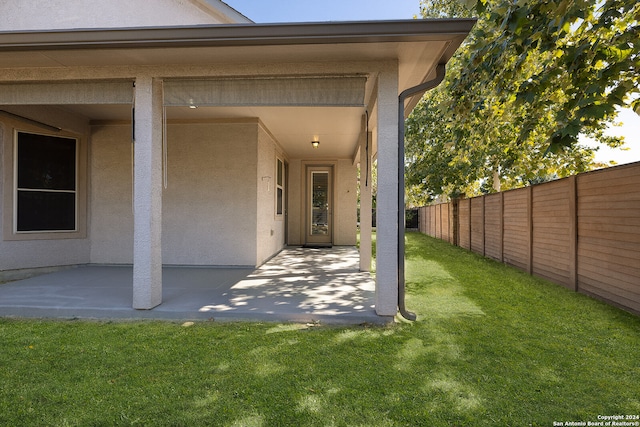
[305,165,334,246]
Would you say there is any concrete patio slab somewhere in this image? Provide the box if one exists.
[0,247,387,324]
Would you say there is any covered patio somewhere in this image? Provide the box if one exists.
[0,247,383,324]
[0,8,474,320]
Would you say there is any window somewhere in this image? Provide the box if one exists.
[276,158,285,216]
[15,131,77,232]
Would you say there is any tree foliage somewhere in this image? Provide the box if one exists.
[406,0,639,204]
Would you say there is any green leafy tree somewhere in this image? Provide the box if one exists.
[406,0,639,204]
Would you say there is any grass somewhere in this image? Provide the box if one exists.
[1,232,639,426]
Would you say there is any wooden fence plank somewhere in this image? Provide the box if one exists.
[579,281,640,315]
[470,197,484,255]
[502,188,530,272]
[459,199,470,250]
[484,194,502,261]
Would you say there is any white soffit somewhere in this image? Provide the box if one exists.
[165,105,363,159]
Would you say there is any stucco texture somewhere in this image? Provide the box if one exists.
[90,121,268,267]
[256,125,286,265]
[0,114,91,272]
[0,0,228,31]
[2,113,357,272]
[163,122,258,266]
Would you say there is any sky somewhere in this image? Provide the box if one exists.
[224,0,421,23]
[224,0,640,167]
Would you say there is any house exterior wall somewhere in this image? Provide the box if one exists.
[164,122,258,266]
[89,125,134,264]
[287,160,303,245]
[256,125,286,265]
[334,159,358,246]
[1,60,384,273]
[0,0,232,31]
[90,120,261,267]
[0,113,91,272]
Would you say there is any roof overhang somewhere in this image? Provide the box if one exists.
[0,20,474,52]
[0,19,475,159]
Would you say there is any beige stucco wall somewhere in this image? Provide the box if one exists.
[0,0,234,31]
[0,59,376,271]
[287,160,303,245]
[256,125,286,265]
[334,159,358,246]
[1,111,355,271]
[0,111,91,272]
[90,121,261,267]
[89,125,134,264]
[163,122,258,266]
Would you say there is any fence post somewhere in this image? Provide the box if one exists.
[452,198,459,246]
[568,175,578,291]
[527,186,533,275]
[500,192,504,263]
[439,204,443,240]
[482,195,486,257]
[468,198,472,251]
[447,202,451,243]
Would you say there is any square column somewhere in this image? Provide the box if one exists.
[133,76,163,309]
[375,68,399,316]
[359,117,373,272]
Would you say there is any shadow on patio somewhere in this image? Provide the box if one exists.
[0,247,383,324]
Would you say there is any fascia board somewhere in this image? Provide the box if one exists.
[0,19,476,52]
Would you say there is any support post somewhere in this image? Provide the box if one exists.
[133,76,163,309]
[375,68,399,317]
[359,117,373,272]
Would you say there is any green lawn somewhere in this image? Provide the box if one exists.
[1,232,639,426]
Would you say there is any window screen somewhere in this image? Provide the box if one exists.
[16,132,77,232]
[276,158,285,216]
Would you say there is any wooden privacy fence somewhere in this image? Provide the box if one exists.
[418,161,640,315]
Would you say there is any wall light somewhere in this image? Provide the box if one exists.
[311,140,320,149]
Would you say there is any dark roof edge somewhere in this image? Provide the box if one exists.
[0,19,476,52]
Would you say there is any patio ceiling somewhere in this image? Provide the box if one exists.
[53,104,362,159]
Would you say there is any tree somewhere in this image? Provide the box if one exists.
[406,0,639,204]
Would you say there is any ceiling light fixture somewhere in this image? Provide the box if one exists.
[311,140,320,149]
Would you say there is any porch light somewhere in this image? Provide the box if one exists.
[311,140,320,149]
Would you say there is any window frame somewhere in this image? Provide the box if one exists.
[13,130,79,234]
[2,124,86,242]
[275,157,285,218]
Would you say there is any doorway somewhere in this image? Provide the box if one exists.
[306,166,333,246]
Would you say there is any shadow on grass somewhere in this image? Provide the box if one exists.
[402,232,640,425]
[1,232,639,426]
